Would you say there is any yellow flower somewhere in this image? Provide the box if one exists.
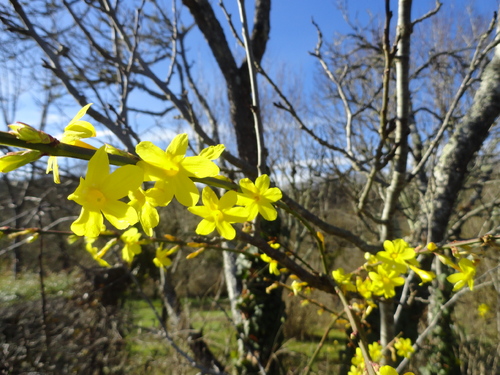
[348,365,363,375]
[188,187,248,240]
[0,150,42,172]
[47,103,97,183]
[136,134,222,207]
[351,347,364,367]
[446,258,476,291]
[261,253,280,275]
[369,341,383,362]
[356,277,373,300]
[153,245,179,269]
[84,237,117,267]
[68,146,143,237]
[477,303,490,318]
[332,268,356,292]
[364,252,378,265]
[291,280,308,296]
[376,239,415,273]
[120,227,142,263]
[394,337,415,358]
[409,265,436,285]
[128,187,160,237]
[369,265,405,299]
[379,366,415,375]
[236,174,282,221]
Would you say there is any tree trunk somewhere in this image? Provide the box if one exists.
[417,19,500,375]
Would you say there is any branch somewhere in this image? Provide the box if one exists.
[237,0,266,175]
[411,1,442,28]
[9,0,136,151]
[409,11,499,179]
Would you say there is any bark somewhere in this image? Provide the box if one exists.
[429,51,500,244]
[425,43,500,375]
[182,0,271,170]
[379,0,412,362]
[182,2,283,373]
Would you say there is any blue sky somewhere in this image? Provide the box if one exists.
[4,0,500,136]
[179,0,500,98]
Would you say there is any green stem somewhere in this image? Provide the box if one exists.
[0,131,138,165]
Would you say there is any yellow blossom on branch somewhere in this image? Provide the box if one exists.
[332,268,356,292]
[369,265,405,299]
[188,187,248,240]
[128,187,160,237]
[409,264,436,285]
[153,245,179,269]
[47,103,97,183]
[68,146,143,237]
[261,253,280,275]
[477,303,490,318]
[376,239,415,273]
[369,341,383,362]
[379,366,415,375]
[356,277,373,300]
[85,237,112,268]
[446,258,476,291]
[348,365,363,375]
[136,134,222,207]
[291,280,308,296]
[236,174,282,221]
[120,227,143,263]
[394,337,415,358]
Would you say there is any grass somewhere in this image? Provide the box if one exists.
[0,270,76,305]
[0,271,346,374]
[124,296,345,373]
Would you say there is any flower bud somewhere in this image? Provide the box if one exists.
[0,150,43,173]
[8,123,54,144]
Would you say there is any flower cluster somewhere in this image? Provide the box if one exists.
[348,340,415,375]
[3,105,283,264]
[331,239,436,304]
[1,104,485,375]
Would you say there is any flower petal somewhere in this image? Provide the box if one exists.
[46,156,61,184]
[196,218,216,235]
[139,203,159,237]
[255,174,270,191]
[258,202,278,221]
[181,155,219,177]
[86,147,109,186]
[102,200,138,229]
[146,180,174,206]
[216,220,236,240]
[239,178,258,195]
[166,133,188,157]
[71,207,103,237]
[68,103,92,125]
[201,186,219,209]
[136,141,170,168]
[198,144,225,160]
[219,190,238,210]
[263,187,282,201]
[101,165,143,200]
[68,177,89,206]
[62,121,96,143]
[188,205,212,218]
[173,173,200,207]
[225,206,251,222]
